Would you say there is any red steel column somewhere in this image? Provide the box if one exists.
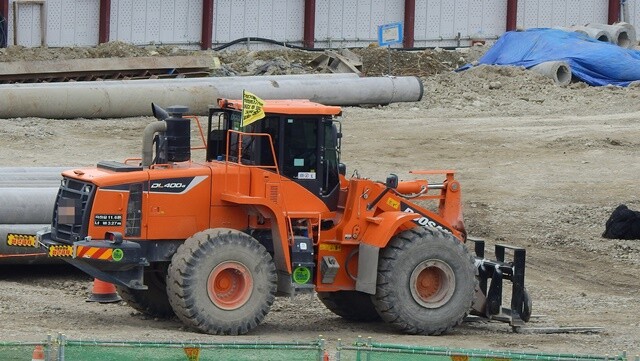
[0,0,7,22]
[403,0,415,48]
[201,0,213,50]
[99,0,111,43]
[303,0,315,48]
[506,0,518,31]
[1,0,9,47]
[608,0,620,24]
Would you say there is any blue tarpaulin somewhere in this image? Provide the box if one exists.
[459,28,640,86]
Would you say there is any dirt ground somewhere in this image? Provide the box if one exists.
[1,46,639,358]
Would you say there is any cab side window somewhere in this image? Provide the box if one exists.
[282,118,318,179]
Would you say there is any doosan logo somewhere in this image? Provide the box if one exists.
[151,182,187,189]
[403,206,451,233]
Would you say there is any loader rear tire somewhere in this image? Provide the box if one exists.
[373,227,476,335]
[166,228,277,335]
[116,262,174,318]
[317,291,381,322]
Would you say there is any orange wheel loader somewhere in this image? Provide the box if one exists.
[35,99,531,335]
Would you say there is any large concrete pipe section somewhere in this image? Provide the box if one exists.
[530,61,572,86]
[0,167,67,173]
[0,167,65,188]
[0,188,58,224]
[0,74,424,119]
[586,22,637,48]
[0,224,51,264]
[569,26,613,43]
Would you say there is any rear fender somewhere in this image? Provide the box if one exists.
[355,212,418,294]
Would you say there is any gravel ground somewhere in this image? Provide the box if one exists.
[0,45,639,358]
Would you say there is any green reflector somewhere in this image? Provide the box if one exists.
[292,266,311,284]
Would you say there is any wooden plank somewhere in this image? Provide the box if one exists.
[0,55,214,76]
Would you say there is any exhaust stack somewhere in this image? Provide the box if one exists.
[143,104,191,168]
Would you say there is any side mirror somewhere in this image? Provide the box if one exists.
[386,174,398,189]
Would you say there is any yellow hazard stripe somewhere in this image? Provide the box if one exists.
[76,246,114,260]
[84,247,99,258]
[98,249,113,260]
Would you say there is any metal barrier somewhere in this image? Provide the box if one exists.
[1,336,633,361]
[0,334,326,361]
[337,338,630,361]
[0,337,53,361]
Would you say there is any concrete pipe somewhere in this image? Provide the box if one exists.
[0,167,68,173]
[0,188,58,224]
[0,167,65,188]
[530,61,572,86]
[568,26,613,43]
[586,22,637,48]
[0,181,62,188]
[0,224,55,264]
[0,74,424,119]
[0,172,63,184]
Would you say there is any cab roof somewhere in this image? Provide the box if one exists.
[218,98,342,116]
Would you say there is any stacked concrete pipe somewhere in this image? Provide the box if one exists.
[585,22,637,48]
[0,73,424,119]
[568,26,613,43]
[0,167,64,264]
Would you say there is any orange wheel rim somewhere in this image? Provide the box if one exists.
[416,267,441,299]
[207,261,253,310]
[410,260,455,308]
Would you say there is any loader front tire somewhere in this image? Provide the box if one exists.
[116,262,174,318]
[373,227,476,335]
[167,229,277,335]
[317,291,381,322]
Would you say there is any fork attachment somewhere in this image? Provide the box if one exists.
[469,239,530,327]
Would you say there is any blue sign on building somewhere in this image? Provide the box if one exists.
[378,22,403,46]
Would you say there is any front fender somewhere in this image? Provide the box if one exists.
[360,212,419,248]
[355,212,418,294]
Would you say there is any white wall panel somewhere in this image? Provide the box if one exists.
[55,0,99,46]
[8,0,98,47]
[517,0,608,28]
[414,0,506,47]
[212,0,304,46]
[628,0,640,27]
[13,1,41,47]
[110,0,201,45]
[314,0,403,47]
[4,0,632,49]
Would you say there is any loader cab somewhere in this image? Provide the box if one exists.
[207,99,343,210]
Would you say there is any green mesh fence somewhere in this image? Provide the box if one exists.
[338,340,628,361]
[2,337,630,361]
[0,341,52,361]
[60,338,324,361]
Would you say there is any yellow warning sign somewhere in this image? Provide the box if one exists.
[241,90,265,127]
[319,244,342,252]
[6,233,37,247]
[386,197,400,209]
[183,347,200,361]
[48,245,73,257]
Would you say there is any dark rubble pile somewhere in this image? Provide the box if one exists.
[0,41,488,77]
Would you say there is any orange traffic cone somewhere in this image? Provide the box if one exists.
[323,351,329,361]
[31,345,45,361]
[86,278,122,303]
